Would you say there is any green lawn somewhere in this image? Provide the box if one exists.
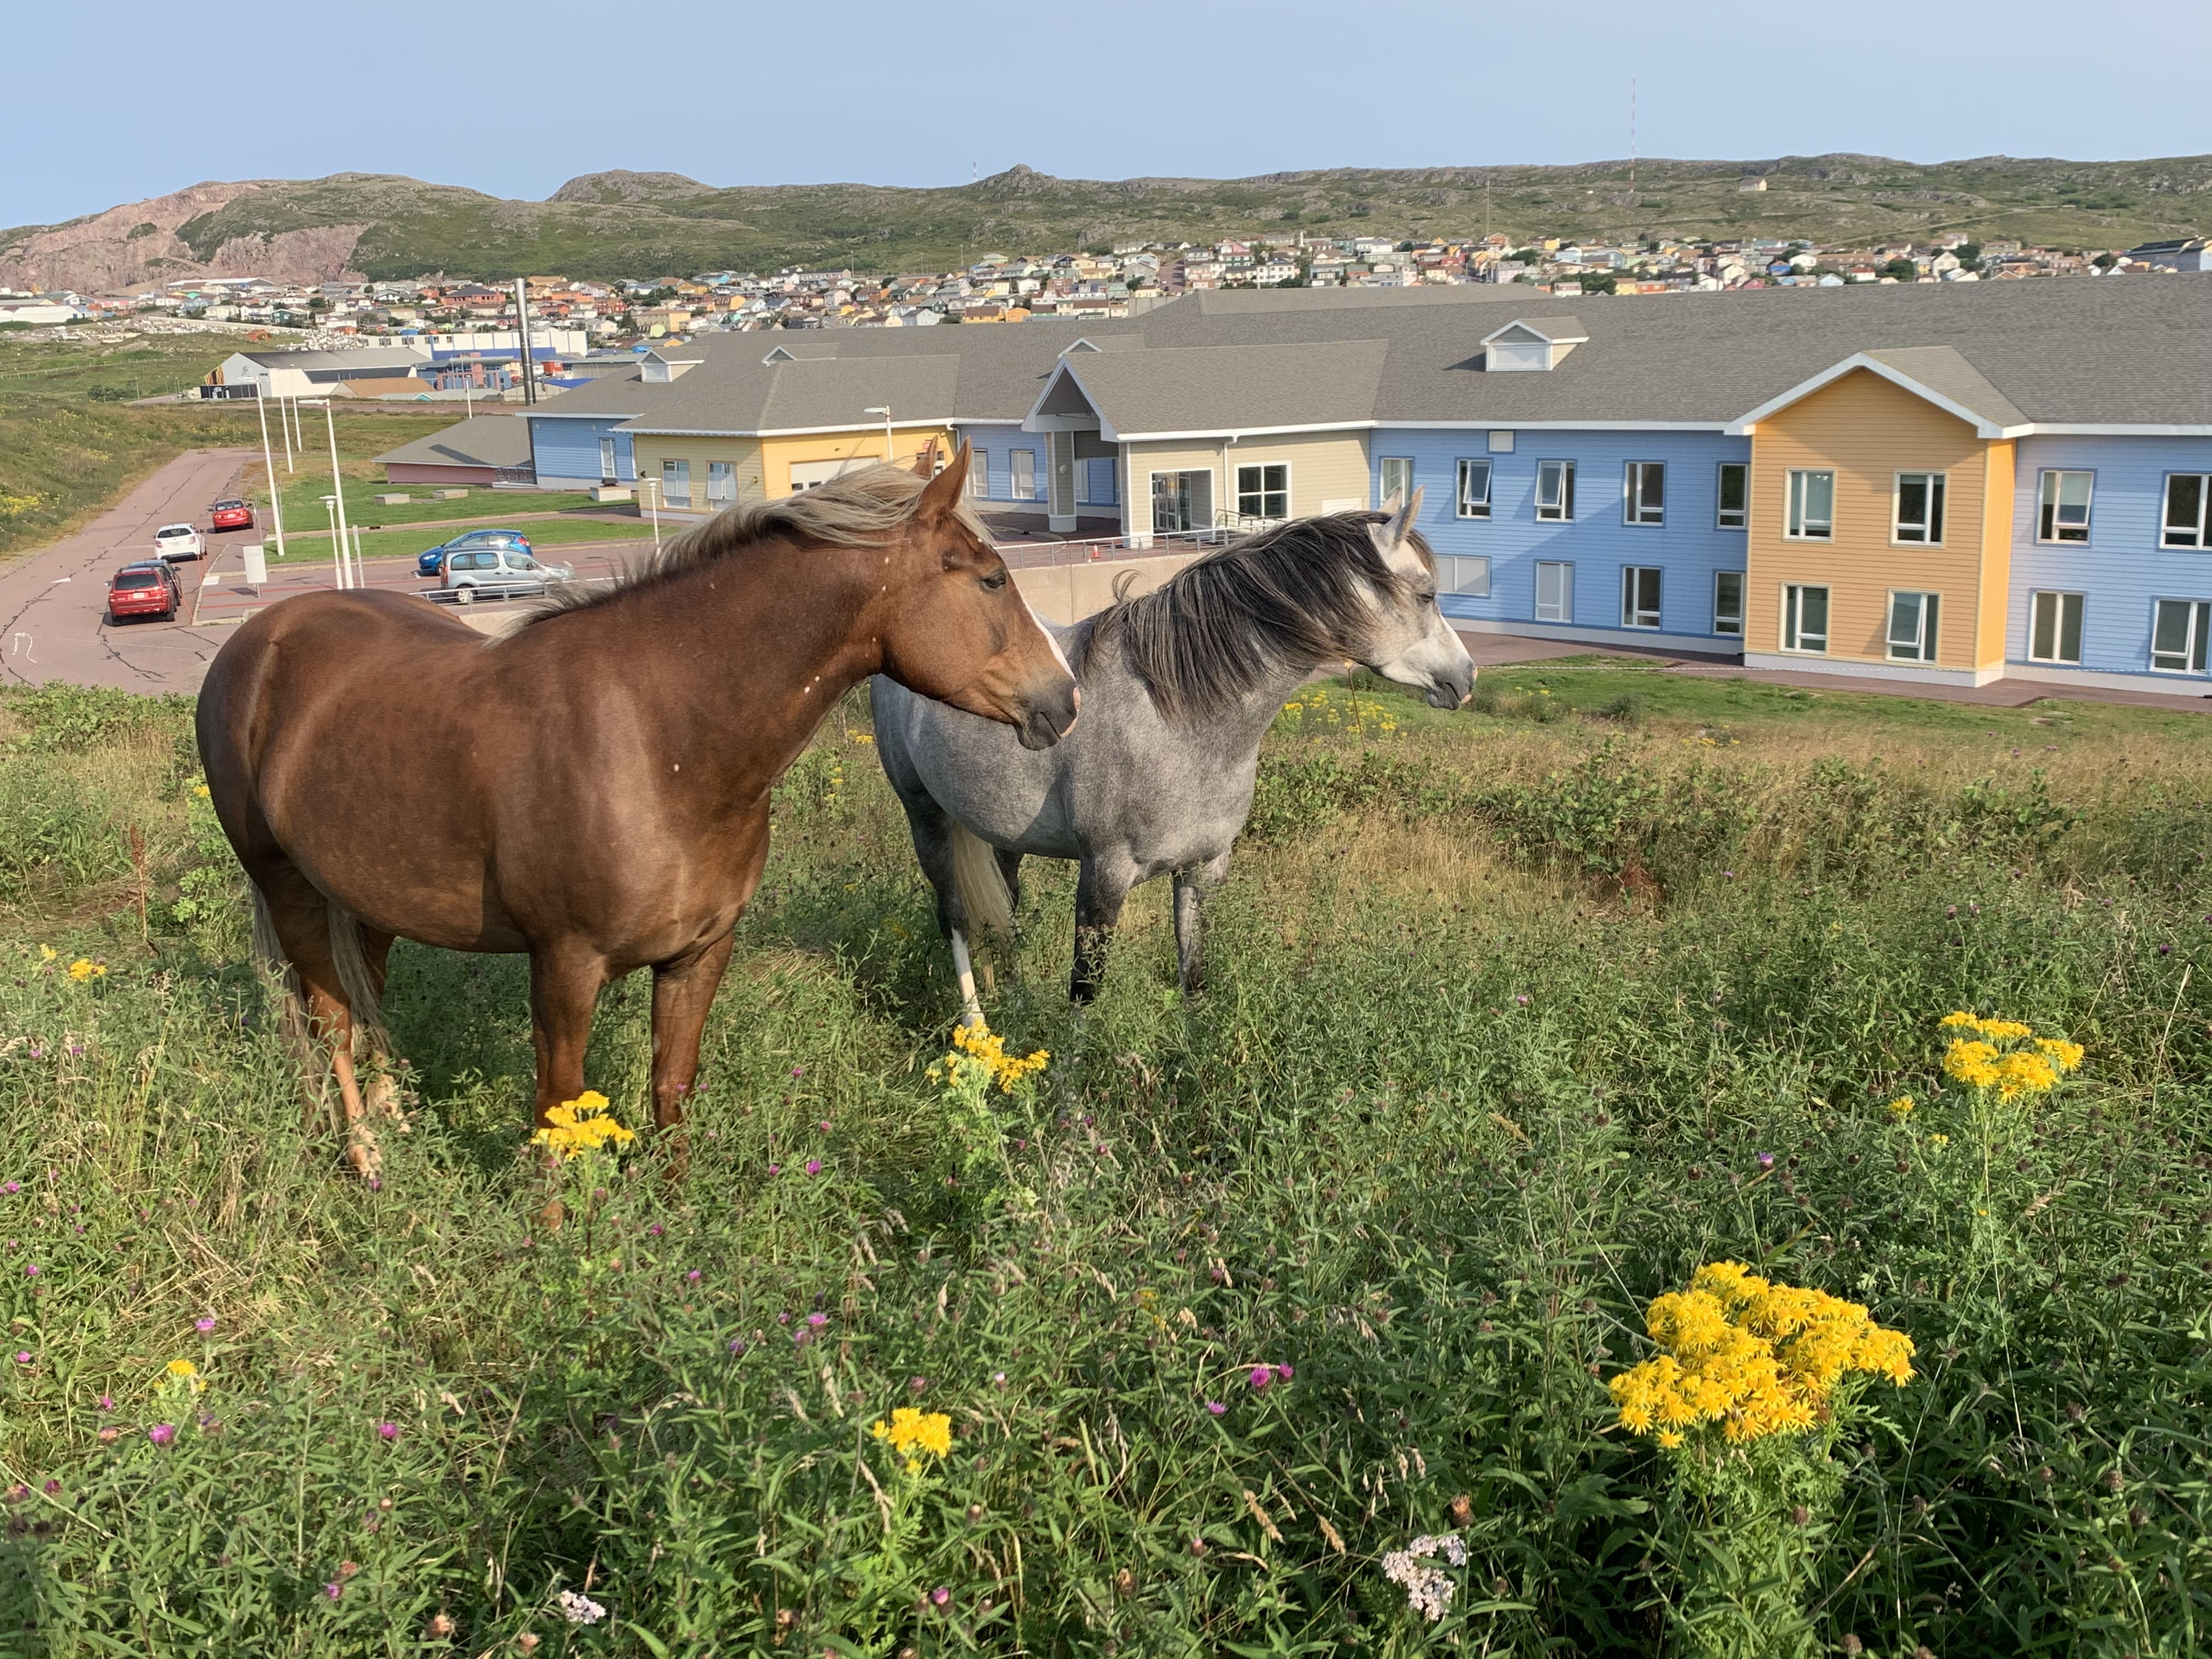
[247,512,658,567]
[0,677,2205,1656]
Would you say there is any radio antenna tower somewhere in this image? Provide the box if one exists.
[1628,80,1638,192]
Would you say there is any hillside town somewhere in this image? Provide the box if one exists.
[3,224,2207,352]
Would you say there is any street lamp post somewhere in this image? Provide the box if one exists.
[320,496,342,591]
[274,389,294,472]
[642,475,662,554]
[306,399,356,589]
[252,386,289,562]
[864,405,895,468]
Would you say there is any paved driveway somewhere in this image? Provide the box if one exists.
[0,448,262,694]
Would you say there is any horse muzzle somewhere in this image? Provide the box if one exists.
[1014,680,1080,750]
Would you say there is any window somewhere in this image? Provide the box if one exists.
[969,450,989,496]
[598,436,618,483]
[2037,471,2092,543]
[1893,472,1946,545]
[1440,555,1491,597]
[1536,460,1576,522]
[1235,462,1289,521]
[659,458,690,508]
[2151,599,2211,674]
[1379,456,1413,506]
[1455,459,1492,519]
[1624,461,1665,526]
[1782,584,1829,653]
[706,460,735,507]
[2029,590,2084,664]
[1713,571,1745,636]
[1488,430,1515,453]
[1621,566,1662,629]
[1786,469,1833,539]
[1150,470,1212,534]
[1012,450,1037,499]
[1535,560,1573,622]
[1717,462,1748,529]
[2162,474,2210,548]
[1886,590,1942,662]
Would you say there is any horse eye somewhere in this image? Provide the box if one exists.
[980,570,1009,591]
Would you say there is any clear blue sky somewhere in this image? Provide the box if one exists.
[8,0,2208,229]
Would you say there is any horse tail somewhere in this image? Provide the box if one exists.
[949,821,1014,949]
[250,884,308,1047]
[325,901,391,1053]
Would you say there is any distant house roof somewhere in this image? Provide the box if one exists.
[372,416,534,470]
[238,347,428,375]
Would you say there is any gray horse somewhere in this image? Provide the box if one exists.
[870,492,1475,1019]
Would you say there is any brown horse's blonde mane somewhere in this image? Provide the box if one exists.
[520,462,989,628]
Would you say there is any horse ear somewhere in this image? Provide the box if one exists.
[1379,487,1423,551]
[918,441,972,518]
[911,435,940,478]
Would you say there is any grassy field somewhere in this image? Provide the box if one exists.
[0,668,2205,1657]
[251,514,658,568]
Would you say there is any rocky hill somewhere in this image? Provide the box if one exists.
[4,154,2207,289]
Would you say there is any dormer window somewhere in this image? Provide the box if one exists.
[1480,316,1589,373]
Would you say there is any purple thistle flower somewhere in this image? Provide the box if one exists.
[147,1424,176,1446]
[1514,994,1530,1006]
[23,1263,36,1277]
[1273,1363,1295,1383]
[1,1181,16,1194]
[685,1268,702,1283]
[647,1223,664,1238]
[376,1422,398,1441]
[777,1311,790,1324]
[766,1163,782,1177]
[12,1352,29,1366]
[929,1586,952,1608]
[817,1119,831,1132]
[727,1338,747,1355]
[195,1317,215,1334]
[1757,1152,1776,1170]
[805,1159,823,1176]
[1248,1365,1272,1391]
[42,1479,59,1496]
[324,1581,343,1601]
[1205,1400,1227,1417]
[98,1395,113,1412]
[806,1312,828,1328]
[791,1066,804,1078]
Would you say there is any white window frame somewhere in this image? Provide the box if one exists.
[1441,554,1491,597]
[1621,565,1662,629]
[1785,469,1834,540]
[1781,583,1830,654]
[1892,471,1947,546]
[969,449,990,496]
[659,457,691,508]
[1624,461,1665,526]
[1456,458,1493,520]
[1535,460,1576,522]
[1149,469,1212,535]
[2029,590,2084,664]
[1234,460,1290,522]
[1534,560,1573,622]
[1885,589,1942,662]
[1487,430,1515,453]
[2150,598,2211,674]
[1379,456,1414,507]
[705,459,736,507]
[1713,570,1745,636]
[1012,449,1038,499]
[1716,462,1748,530]
[2161,474,2210,549]
[2036,470,2092,544]
[597,436,618,483]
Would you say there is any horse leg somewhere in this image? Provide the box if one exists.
[897,796,986,1025]
[252,865,381,1178]
[648,929,739,1173]
[356,927,408,1124]
[949,929,985,1029]
[996,849,1025,916]
[1071,859,1133,1005]
[1172,851,1233,997]
[528,945,610,1130]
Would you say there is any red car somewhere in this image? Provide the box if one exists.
[106,561,182,623]
[210,498,255,532]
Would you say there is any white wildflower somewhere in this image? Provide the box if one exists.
[1381,1532,1465,1621]
[556,1589,607,1626]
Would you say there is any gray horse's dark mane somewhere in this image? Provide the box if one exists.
[518,463,986,629]
[1072,512,1432,723]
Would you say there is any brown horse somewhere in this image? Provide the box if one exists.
[195,448,1077,1175]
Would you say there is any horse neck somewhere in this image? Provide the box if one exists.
[606,533,881,798]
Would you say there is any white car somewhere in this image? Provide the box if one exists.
[443,545,575,600]
[153,523,205,562]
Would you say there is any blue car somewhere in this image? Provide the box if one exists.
[416,527,534,580]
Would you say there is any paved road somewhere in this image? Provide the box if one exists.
[0,448,263,693]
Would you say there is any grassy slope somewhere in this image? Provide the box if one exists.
[0,674,2204,1655]
[125,155,2212,281]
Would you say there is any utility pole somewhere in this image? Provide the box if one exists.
[1628,79,1638,194]
[253,386,287,561]
[513,277,537,405]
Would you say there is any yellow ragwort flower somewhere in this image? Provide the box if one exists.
[949,1021,1049,1093]
[2034,1037,2084,1074]
[1885,1096,1916,1118]
[163,1358,207,1394]
[530,1091,636,1161]
[65,958,106,982]
[869,1406,954,1465]
[1608,1262,1913,1446]
[38,945,57,962]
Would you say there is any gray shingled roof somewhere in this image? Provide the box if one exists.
[1053,339,1392,437]
[372,415,534,469]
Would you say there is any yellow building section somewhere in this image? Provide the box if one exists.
[1746,369,2013,676]
[629,425,955,512]
[1121,430,1372,533]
